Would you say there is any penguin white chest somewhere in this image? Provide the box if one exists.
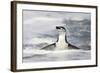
[56,42,68,50]
[56,34,68,50]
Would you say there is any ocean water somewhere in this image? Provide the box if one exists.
[22,34,91,62]
[23,49,91,63]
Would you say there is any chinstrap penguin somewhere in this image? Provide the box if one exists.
[41,26,79,50]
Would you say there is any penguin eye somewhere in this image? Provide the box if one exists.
[61,28,64,30]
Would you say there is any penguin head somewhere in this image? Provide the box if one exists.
[56,26,66,32]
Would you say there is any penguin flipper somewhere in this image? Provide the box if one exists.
[41,43,56,50]
[68,43,80,49]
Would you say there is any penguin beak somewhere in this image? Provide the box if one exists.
[56,26,60,29]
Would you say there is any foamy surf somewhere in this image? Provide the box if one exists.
[23,49,90,59]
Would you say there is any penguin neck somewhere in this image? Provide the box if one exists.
[56,32,68,50]
[57,32,68,44]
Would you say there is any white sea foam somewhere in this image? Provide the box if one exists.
[23,48,90,62]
